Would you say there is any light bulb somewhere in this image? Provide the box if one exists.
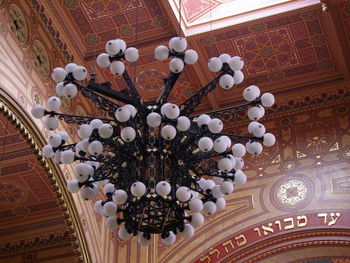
[176,116,191,131]
[87,160,99,169]
[102,201,117,216]
[191,213,204,228]
[213,137,227,153]
[63,83,78,98]
[198,137,213,152]
[105,40,121,56]
[263,133,276,146]
[261,93,275,107]
[197,114,211,127]
[161,231,176,246]
[229,56,244,71]
[248,121,260,134]
[96,53,111,68]
[221,135,232,149]
[72,66,87,81]
[55,82,65,96]
[219,53,231,63]
[58,131,69,143]
[98,123,113,138]
[44,117,58,131]
[120,127,136,142]
[220,181,234,195]
[180,224,195,239]
[243,85,260,101]
[189,198,203,213]
[90,119,103,129]
[88,141,104,155]
[76,139,89,154]
[216,198,226,210]
[219,74,234,89]
[246,141,263,155]
[233,70,244,84]
[156,181,171,196]
[124,104,137,118]
[67,179,80,193]
[184,49,198,64]
[203,201,216,215]
[211,185,223,198]
[208,57,222,72]
[110,61,125,75]
[42,145,54,158]
[161,125,176,140]
[115,106,131,122]
[248,106,264,121]
[176,186,191,202]
[51,67,67,83]
[53,151,62,164]
[65,63,78,73]
[232,143,246,157]
[252,123,266,137]
[47,96,61,111]
[105,216,118,230]
[227,154,236,168]
[116,39,126,52]
[147,112,162,128]
[138,233,152,246]
[113,189,128,205]
[169,57,184,73]
[234,170,247,185]
[78,124,92,139]
[164,104,180,119]
[203,179,215,190]
[61,150,75,164]
[80,186,97,200]
[155,45,169,60]
[234,157,244,170]
[218,158,233,172]
[103,183,115,195]
[169,37,187,52]
[131,181,146,197]
[125,47,139,62]
[93,200,103,214]
[118,226,132,241]
[75,163,93,182]
[208,118,223,133]
[31,105,45,119]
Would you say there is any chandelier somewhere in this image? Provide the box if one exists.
[31,37,276,246]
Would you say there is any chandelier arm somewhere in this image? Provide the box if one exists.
[156,72,181,105]
[79,85,120,118]
[86,81,138,106]
[47,111,114,125]
[190,100,259,119]
[122,70,142,105]
[179,73,224,115]
[220,133,263,143]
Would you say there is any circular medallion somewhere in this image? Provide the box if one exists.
[276,179,308,206]
[7,4,28,44]
[31,40,50,79]
[271,176,313,211]
[0,182,25,204]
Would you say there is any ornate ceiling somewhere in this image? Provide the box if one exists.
[0,0,350,262]
[0,111,77,262]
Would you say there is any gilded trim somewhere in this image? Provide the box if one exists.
[0,95,91,263]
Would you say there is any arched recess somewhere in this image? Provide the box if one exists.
[222,229,350,263]
[0,89,91,263]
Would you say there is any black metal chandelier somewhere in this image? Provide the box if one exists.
[31,37,276,246]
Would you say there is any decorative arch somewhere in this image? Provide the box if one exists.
[0,90,91,263]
